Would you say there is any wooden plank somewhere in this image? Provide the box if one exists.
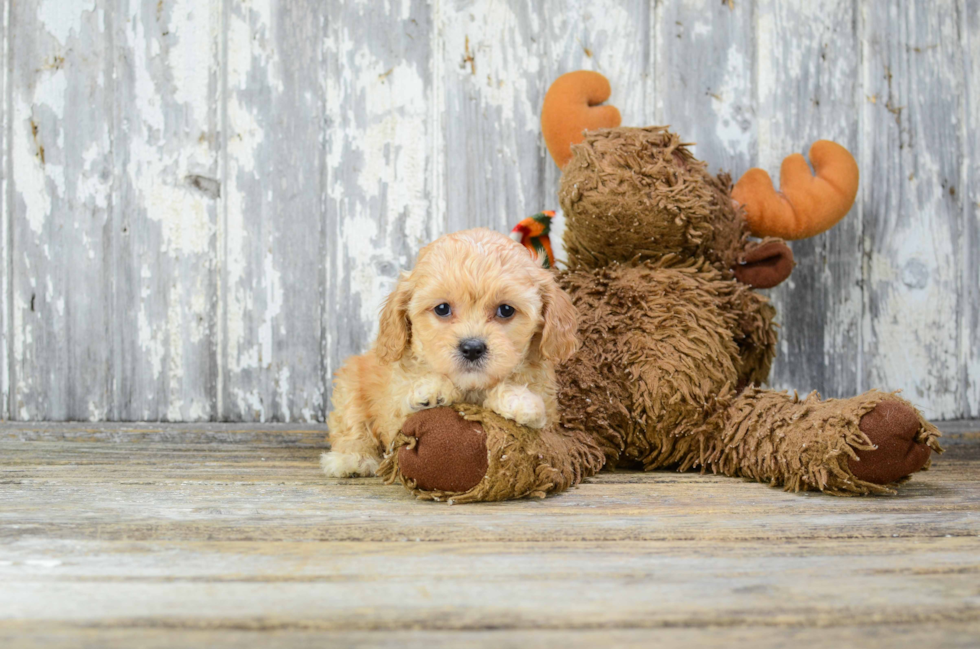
[861,0,965,419]
[0,0,9,420]
[1,626,979,649]
[108,0,220,420]
[2,435,977,543]
[7,1,113,419]
[0,422,328,446]
[1,537,979,630]
[323,0,436,412]
[963,0,980,418]
[936,420,980,436]
[654,0,756,173]
[437,0,548,237]
[758,0,862,401]
[2,473,977,543]
[220,0,326,422]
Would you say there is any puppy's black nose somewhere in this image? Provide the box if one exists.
[458,338,487,362]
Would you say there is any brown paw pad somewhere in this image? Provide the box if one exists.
[398,407,488,493]
[849,400,932,485]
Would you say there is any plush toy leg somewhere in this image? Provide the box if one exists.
[377,405,605,503]
[703,387,942,495]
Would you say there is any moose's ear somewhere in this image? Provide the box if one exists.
[733,140,859,240]
[733,240,795,289]
[376,274,413,363]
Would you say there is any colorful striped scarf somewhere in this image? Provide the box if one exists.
[509,211,555,268]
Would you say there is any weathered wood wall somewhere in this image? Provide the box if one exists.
[0,0,976,422]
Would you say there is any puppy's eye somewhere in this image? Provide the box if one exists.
[496,304,516,319]
[434,303,452,317]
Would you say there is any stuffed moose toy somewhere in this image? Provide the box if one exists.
[369,71,941,503]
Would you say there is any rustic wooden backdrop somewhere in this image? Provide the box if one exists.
[0,0,976,422]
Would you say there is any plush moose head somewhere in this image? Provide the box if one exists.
[541,71,860,289]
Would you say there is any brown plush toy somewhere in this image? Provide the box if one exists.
[378,71,941,502]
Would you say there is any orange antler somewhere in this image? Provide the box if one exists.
[541,71,622,168]
[732,140,859,240]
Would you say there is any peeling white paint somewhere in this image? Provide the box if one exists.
[87,399,106,422]
[227,0,281,93]
[186,399,210,421]
[37,0,95,45]
[111,0,219,420]
[867,152,960,417]
[341,214,382,332]
[711,45,754,162]
[755,8,776,169]
[438,2,540,130]
[75,142,110,211]
[276,366,291,422]
[141,175,213,255]
[326,27,432,341]
[12,291,33,421]
[127,11,165,134]
[167,0,212,128]
[35,67,67,118]
[231,387,266,422]
[188,279,208,345]
[259,247,283,369]
[224,96,262,375]
[125,10,214,257]
[138,307,165,382]
[13,102,51,236]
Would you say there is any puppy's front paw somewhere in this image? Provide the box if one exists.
[321,451,380,477]
[486,385,548,429]
[407,375,462,412]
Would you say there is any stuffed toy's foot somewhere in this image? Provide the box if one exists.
[850,399,935,485]
[393,407,489,493]
[709,388,942,495]
[378,404,604,503]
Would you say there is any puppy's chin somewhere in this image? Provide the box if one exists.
[450,367,496,392]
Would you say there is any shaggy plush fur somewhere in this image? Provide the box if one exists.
[713,388,940,495]
[555,257,776,468]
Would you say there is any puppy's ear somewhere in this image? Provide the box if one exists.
[376,274,412,364]
[539,280,579,363]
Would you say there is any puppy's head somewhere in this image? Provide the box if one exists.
[376,228,578,391]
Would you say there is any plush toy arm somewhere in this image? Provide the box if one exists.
[379,405,604,503]
[541,71,622,168]
[733,140,859,240]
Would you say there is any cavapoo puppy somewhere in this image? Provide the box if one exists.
[321,228,579,478]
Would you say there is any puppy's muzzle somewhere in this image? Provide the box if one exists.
[458,338,488,363]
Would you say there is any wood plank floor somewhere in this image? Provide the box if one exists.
[1,422,978,648]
